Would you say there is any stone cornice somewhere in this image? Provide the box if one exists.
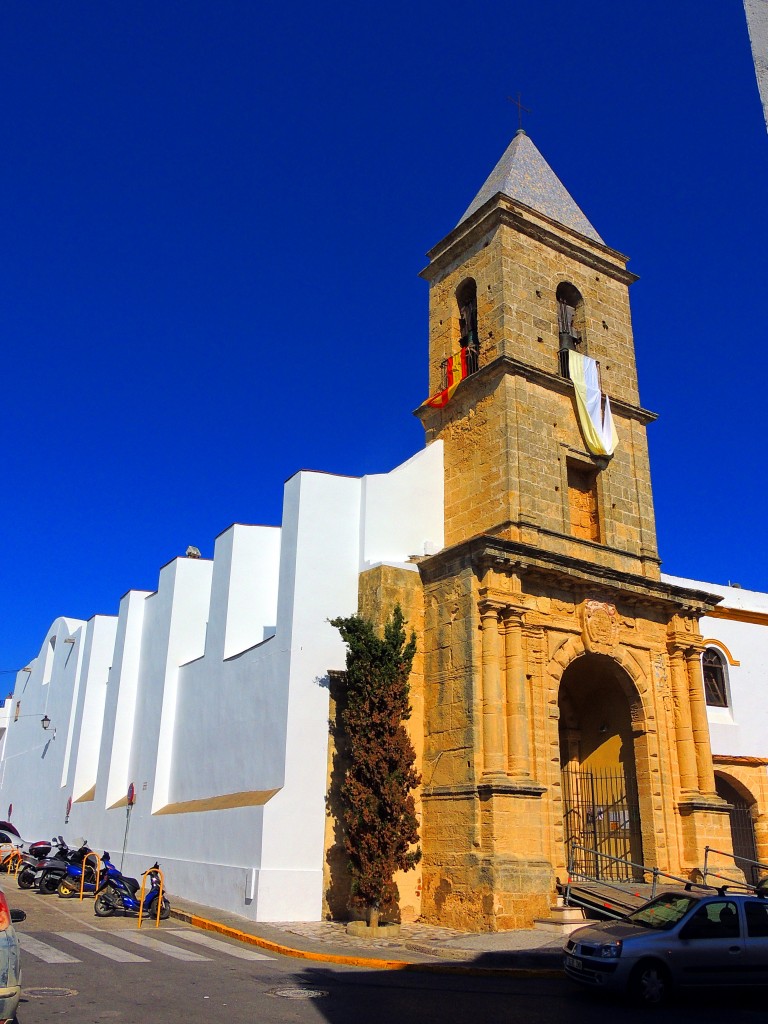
[707,605,768,628]
[414,354,657,429]
[677,796,730,815]
[418,534,723,617]
[422,780,547,800]
[712,754,768,767]
[420,194,638,287]
[667,633,706,657]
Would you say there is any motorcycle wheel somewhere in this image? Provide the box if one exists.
[39,873,61,895]
[17,867,35,890]
[94,891,117,918]
[148,894,171,921]
[57,878,78,898]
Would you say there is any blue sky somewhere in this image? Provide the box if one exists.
[2,2,766,674]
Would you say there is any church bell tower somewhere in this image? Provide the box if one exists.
[412,130,730,932]
[417,128,659,573]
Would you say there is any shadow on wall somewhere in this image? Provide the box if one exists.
[324,671,354,921]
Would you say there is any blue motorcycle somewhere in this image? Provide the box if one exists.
[93,859,170,919]
[57,850,117,898]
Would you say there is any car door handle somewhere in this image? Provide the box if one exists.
[728,946,742,955]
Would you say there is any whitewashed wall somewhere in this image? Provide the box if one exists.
[662,574,768,759]
[0,441,444,921]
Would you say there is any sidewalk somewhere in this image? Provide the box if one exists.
[168,895,568,976]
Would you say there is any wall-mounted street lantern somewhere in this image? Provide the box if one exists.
[41,715,51,731]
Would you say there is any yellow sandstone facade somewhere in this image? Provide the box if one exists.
[330,131,754,931]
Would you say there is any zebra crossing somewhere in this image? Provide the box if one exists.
[18,928,277,965]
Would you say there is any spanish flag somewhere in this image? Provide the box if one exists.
[422,348,468,409]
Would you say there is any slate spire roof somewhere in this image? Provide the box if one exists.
[458,130,603,244]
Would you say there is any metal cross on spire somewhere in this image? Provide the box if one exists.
[507,92,531,132]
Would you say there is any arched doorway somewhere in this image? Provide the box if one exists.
[715,774,759,884]
[559,654,643,880]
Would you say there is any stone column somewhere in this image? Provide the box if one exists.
[480,603,506,776]
[668,646,699,794]
[503,610,530,779]
[754,813,768,877]
[685,647,718,797]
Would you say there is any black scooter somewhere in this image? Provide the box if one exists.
[15,837,56,887]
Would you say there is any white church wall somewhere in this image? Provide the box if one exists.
[0,699,11,766]
[360,440,445,566]
[143,557,215,815]
[0,445,446,920]
[205,523,281,661]
[3,617,86,838]
[662,574,768,759]
[102,590,151,810]
[70,616,118,805]
[256,469,362,919]
[169,526,287,811]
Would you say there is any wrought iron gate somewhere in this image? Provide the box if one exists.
[562,765,643,880]
[729,802,759,885]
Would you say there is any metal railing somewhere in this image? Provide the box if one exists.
[563,845,721,920]
[438,344,480,391]
[703,845,768,892]
[564,843,768,920]
[566,844,697,897]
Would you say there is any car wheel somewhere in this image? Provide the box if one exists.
[39,873,61,895]
[629,960,672,1006]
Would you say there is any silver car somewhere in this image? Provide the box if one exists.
[0,887,22,1024]
[564,888,768,1005]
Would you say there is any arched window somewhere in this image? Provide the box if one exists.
[556,282,585,377]
[456,278,479,374]
[702,648,729,708]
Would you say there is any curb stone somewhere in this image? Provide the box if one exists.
[168,907,565,978]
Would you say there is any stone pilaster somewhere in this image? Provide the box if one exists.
[667,618,731,876]
[667,645,699,795]
[502,609,531,779]
[480,602,506,777]
[685,647,718,798]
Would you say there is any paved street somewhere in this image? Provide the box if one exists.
[6,884,768,1024]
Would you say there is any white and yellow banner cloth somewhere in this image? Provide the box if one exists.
[568,350,618,457]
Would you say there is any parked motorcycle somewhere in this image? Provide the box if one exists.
[56,848,115,897]
[93,859,170,919]
[16,837,60,889]
[33,840,93,895]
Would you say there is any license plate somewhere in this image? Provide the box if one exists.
[566,956,583,971]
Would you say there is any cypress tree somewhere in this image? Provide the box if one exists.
[330,605,421,925]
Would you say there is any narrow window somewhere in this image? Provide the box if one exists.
[456,278,479,375]
[702,648,729,708]
[557,281,585,377]
[745,901,768,938]
[567,461,600,542]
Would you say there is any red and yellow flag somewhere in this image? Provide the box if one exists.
[422,348,467,409]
